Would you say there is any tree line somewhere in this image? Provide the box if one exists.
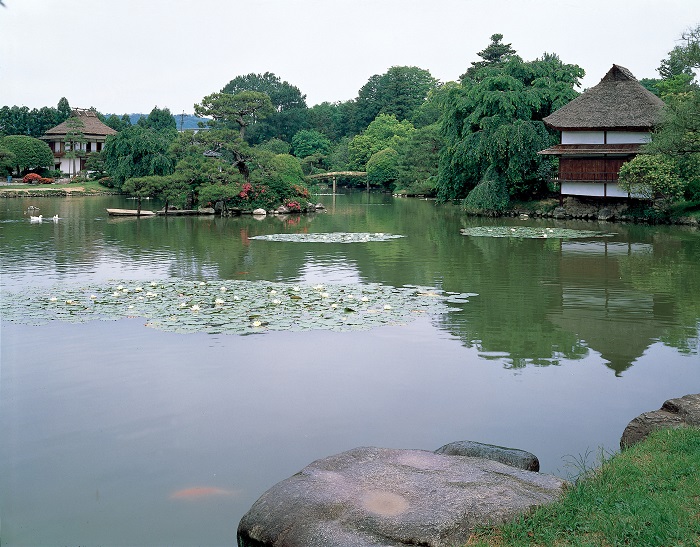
[1,27,698,214]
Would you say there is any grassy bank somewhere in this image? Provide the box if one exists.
[0,180,120,196]
[468,427,700,546]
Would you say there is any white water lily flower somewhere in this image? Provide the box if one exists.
[134,287,143,292]
[292,286,300,292]
[269,290,277,295]
[272,299,281,304]
[220,286,227,292]
[150,281,157,287]
[90,294,97,299]
[215,298,225,305]
[361,296,369,302]
[199,282,206,286]
[384,304,392,310]
[117,285,124,290]
[313,284,324,290]
[191,304,200,311]
[252,320,262,327]
[347,295,355,300]
[179,302,187,308]
[49,297,57,302]
[65,299,74,305]
[112,292,120,297]
[321,292,329,298]
[331,303,338,309]
[137,296,144,301]
[233,295,241,301]
[122,288,129,293]
[128,305,134,309]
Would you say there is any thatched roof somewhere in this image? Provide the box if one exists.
[543,65,665,131]
[42,108,117,138]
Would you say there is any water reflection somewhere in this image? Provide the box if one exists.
[1,193,699,375]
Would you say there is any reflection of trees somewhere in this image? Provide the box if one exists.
[617,231,700,356]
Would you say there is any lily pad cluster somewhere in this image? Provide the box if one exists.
[0,280,471,335]
[249,232,405,243]
[460,227,616,239]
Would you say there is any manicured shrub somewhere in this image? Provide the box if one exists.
[22,173,42,184]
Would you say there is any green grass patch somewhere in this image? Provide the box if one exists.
[467,427,700,546]
[5,180,117,193]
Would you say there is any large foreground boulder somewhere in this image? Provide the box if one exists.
[237,446,567,547]
[621,393,700,448]
[434,440,540,472]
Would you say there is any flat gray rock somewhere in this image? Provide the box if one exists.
[621,393,700,448]
[434,440,540,471]
[237,446,567,547]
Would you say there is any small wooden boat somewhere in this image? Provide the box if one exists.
[106,208,156,216]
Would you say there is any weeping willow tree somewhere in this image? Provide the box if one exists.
[437,40,584,204]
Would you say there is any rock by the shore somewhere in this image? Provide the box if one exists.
[237,446,567,547]
[621,393,700,448]
[434,440,540,471]
[252,208,267,216]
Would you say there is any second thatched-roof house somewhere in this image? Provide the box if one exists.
[539,64,665,199]
[41,108,117,176]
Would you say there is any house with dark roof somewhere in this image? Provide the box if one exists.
[539,65,665,199]
[41,108,117,175]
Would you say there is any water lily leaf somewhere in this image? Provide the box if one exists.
[0,280,471,336]
[460,227,615,239]
[249,232,405,243]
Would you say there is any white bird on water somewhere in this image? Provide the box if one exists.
[30,215,43,222]
[52,215,59,221]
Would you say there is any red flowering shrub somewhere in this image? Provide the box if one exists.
[23,173,42,184]
[40,177,54,184]
[284,200,302,212]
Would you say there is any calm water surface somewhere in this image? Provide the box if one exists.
[1,192,699,546]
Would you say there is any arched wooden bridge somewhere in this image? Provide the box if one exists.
[306,171,368,192]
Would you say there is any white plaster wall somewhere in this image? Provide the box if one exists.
[606,183,631,198]
[561,182,607,196]
[606,131,651,144]
[561,131,604,144]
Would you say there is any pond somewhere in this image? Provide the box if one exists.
[1,191,699,546]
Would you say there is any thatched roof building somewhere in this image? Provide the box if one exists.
[543,64,665,131]
[539,65,666,200]
[43,108,117,139]
[41,108,117,176]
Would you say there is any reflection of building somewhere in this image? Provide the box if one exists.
[41,108,117,174]
[539,65,664,199]
[550,240,663,375]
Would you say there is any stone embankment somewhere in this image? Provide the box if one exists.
[480,197,699,226]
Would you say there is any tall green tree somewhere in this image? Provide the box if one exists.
[462,33,517,79]
[63,116,87,177]
[348,113,415,170]
[0,135,54,174]
[103,125,175,189]
[437,47,584,202]
[621,26,700,205]
[353,66,439,132]
[194,91,274,140]
[138,106,176,133]
[221,72,308,143]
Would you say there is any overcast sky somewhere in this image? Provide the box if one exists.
[1,0,697,115]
